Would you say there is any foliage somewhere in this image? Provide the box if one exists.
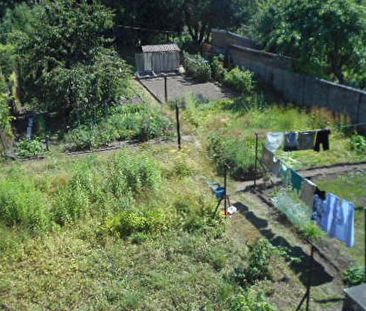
[65,104,172,151]
[3,0,132,122]
[224,67,254,94]
[344,265,366,286]
[183,52,212,82]
[16,137,46,158]
[350,134,366,153]
[211,54,227,82]
[207,131,256,179]
[182,0,250,45]
[229,288,278,311]
[251,0,366,85]
[0,173,51,232]
[105,209,167,238]
[232,239,282,288]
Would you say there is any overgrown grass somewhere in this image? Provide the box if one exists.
[179,93,366,178]
[0,145,278,310]
[65,103,172,151]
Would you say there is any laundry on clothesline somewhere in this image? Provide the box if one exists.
[261,147,281,176]
[300,179,317,208]
[311,192,355,248]
[314,129,331,152]
[265,132,284,153]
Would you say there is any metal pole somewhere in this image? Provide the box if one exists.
[364,208,366,281]
[305,245,315,311]
[175,103,181,150]
[164,75,168,103]
[254,133,259,187]
[296,243,314,311]
[224,164,228,216]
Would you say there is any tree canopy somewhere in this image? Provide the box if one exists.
[251,0,366,86]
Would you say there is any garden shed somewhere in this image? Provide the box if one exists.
[135,43,181,76]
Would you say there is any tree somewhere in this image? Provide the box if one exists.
[251,0,366,85]
[183,0,249,45]
[4,0,131,123]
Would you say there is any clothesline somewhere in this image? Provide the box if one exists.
[259,130,356,248]
[255,121,366,139]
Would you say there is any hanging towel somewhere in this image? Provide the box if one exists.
[266,132,284,153]
[314,129,331,152]
[262,147,275,170]
[320,193,340,233]
[289,169,304,193]
[284,132,299,152]
[329,199,355,248]
[300,179,317,208]
[280,163,291,186]
[271,159,282,176]
[312,194,324,223]
[298,131,316,150]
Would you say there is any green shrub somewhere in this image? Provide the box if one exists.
[350,134,366,153]
[232,239,281,288]
[109,151,162,197]
[65,104,172,151]
[211,55,227,82]
[0,177,51,231]
[17,137,46,158]
[344,265,366,286]
[229,288,277,311]
[105,209,167,238]
[207,132,256,179]
[224,67,254,94]
[183,52,212,82]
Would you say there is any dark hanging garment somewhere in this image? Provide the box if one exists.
[314,129,331,152]
[284,132,299,151]
[298,131,316,150]
[314,187,326,200]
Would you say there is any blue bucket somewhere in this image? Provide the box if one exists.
[215,187,225,200]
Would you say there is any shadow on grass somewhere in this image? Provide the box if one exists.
[233,202,334,287]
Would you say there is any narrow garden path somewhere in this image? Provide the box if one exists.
[228,191,345,311]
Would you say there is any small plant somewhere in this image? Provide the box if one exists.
[183,52,212,82]
[211,55,227,82]
[17,137,46,158]
[224,67,254,94]
[344,265,366,286]
[350,134,366,153]
[232,239,283,288]
[229,288,278,311]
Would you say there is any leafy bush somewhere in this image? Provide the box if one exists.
[224,67,254,94]
[105,209,167,238]
[350,134,366,153]
[211,55,227,82]
[17,137,46,158]
[344,265,366,286]
[0,176,51,232]
[65,104,172,151]
[232,239,281,288]
[207,132,256,179]
[229,288,277,311]
[183,52,212,82]
[108,150,162,197]
[53,150,162,225]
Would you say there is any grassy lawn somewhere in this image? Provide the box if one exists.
[316,173,366,266]
[177,93,366,178]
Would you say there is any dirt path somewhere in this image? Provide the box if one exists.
[228,191,345,311]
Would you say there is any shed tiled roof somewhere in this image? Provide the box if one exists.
[142,43,180,53]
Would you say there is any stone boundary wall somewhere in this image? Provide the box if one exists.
[212,30,366,130]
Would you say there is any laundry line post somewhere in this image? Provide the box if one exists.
[223,163,230,216]
[164,75,168,103]
[253,132,259,188]
[296,243,315,311]
[364,207,366,281]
